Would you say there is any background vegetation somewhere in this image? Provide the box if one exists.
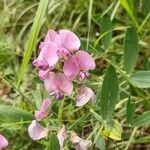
[0,0,150,149]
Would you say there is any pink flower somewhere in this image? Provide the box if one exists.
[63,50,95,80]
[32,41,59,70]
[70,132,92,150]
[44,72,73,100]
[28,120,48,140]
[76,86,96,107]
[57,125,67,149]
[35,99,52,121]
[33,29,81,70]
[0,134,8,149]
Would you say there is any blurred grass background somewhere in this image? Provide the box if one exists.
[0,0,150,149]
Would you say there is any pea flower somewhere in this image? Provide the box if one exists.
[35,99,52,121]
[63,50,95,80]
[71,132,92,150]
[76,86,96,107]
[33,29,81,70]
[44,72,73,100]
[0,134,8,150]
[28,120,48,140]
[57,125,67,150]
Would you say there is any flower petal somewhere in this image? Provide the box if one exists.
[76,86,96,107]
[44,29,58,43]
[75,50,95,70]
[0,134,8,149]
[28,120,48,140]
[57,125,67,149]
[58,73,73,96]
[63,57,80,80]
[71,132,92,150]
[43,42,59,67]
[39,69,50,80]
[44,72,58,93]
[35,99,52,121]
[59,29,81,51]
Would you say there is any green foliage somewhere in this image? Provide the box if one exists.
[0,105,33,123]
[48,134,60,150]
[17,0,49,86]
[102,119,123,141]
[132,112,150,127]
[100,16,113,50]
[100,65,119,120]
[131,71,150,88]
[126,98,135,124]
[124,26,138,74]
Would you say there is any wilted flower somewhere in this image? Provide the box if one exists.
[63,50,95,80]
[76,86,96,107]
[71,132,92,150]
[35,99,52,121]
[44,72,73,100]
[57,125,67,149]
[0,134,8,150]
[28,120,48,140]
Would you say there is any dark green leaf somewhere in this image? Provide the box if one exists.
[100,16,113,50]
[131,71,150,88]
[132,111,150,127]
[101,65,119,120]
[126,98,135,124]
[48,134,60,150]
[124,26,138,74]
[0,105,33,122]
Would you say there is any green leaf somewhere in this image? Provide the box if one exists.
[126,98,135,124]
[124,26,138,74]
[100,65,119,120]
[0,105,33,122]
[95,134,105,150]
[132,111,150,127]
[131,71,150,88]
[17,0,49,87]
[121,0,139,29]
[102,119,123,141]
[48,134,60,150]
[100,16,113,50]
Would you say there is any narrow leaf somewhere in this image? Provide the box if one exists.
[48,134,60,150]
[101,65,119,120]
[0,105,33,122]
[100,16,113,50]
[121,0,139,29]
[17,0,49,86]
[131,71,150,88]
[126,98,135,124]
[132,111,150,127]
[124,26,138,74]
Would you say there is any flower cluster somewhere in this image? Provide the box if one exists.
[33,29,96,106]
[28,99,92,149]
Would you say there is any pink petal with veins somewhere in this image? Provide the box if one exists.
[28,120,48,140]
[75,50,95,70]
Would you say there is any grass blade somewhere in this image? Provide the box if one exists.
[17,0,49,87]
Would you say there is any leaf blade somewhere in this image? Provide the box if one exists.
[17,0,49,86]
[100,65,119,120]
[124,26,138,74]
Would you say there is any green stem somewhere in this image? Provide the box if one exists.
[125,127,138,150]
[58,99,64,122]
